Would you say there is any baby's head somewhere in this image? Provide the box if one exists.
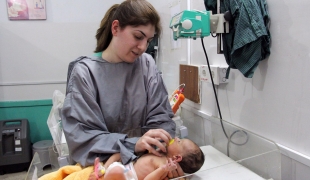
[166,137,205,173]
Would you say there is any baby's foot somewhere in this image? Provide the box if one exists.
[88,157,105,180]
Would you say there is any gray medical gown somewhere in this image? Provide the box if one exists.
[61,53,175,167]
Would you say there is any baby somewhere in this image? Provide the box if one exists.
[89,137,205,180]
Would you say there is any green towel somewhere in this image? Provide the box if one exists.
[204,0,271,78]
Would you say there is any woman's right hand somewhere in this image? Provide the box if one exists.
[135,129,172,156]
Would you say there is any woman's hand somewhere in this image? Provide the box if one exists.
[135,129,172,156]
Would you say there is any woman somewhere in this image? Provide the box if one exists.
[61,0,184,178]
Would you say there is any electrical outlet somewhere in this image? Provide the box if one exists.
[200,65,229,85]
[218,66,229,84]
[200,65,210,82]
[200,65,217,84]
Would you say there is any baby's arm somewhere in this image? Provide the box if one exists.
[104,153,121,169]
[144,158,177,180]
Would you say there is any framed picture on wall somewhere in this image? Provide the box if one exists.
[7,0,47,20]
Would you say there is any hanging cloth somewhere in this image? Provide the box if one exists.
[204,0,271,78]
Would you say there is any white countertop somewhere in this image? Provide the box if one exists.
[172,145,265,180]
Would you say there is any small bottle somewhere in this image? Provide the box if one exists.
[170,89,185,114]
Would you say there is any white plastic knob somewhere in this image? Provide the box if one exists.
[182,19,192,30]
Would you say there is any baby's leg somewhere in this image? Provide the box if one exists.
[104,166,126,180]
[89,159,127,180]
[88,157,105,180]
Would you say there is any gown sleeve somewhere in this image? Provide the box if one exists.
[61,62,139,167]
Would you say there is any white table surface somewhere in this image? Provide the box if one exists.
[172,145,265,180]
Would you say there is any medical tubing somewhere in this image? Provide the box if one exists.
[201,38,249,156]
[227,130,249,157]
[200,38,228,139]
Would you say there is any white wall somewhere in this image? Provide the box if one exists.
[0,0,116,100]
[157,0,310,179]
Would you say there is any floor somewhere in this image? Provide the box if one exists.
[1,166,54,180]
[1,171,28,180]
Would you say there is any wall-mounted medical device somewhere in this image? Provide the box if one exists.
[170,10,229,40]
[170,10,210,40]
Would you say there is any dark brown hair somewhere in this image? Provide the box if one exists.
[179,142,205,173]
[94,0,162,53]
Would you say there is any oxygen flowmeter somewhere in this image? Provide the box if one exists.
[170,10,229,41]
[170,10,211,40]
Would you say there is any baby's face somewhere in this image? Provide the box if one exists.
[167,137,195,156]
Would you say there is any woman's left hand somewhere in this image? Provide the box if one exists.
[135,129,172,156]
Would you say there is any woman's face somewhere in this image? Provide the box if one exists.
[111,20,155,63]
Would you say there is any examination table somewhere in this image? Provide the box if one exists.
[172,145,266,180]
